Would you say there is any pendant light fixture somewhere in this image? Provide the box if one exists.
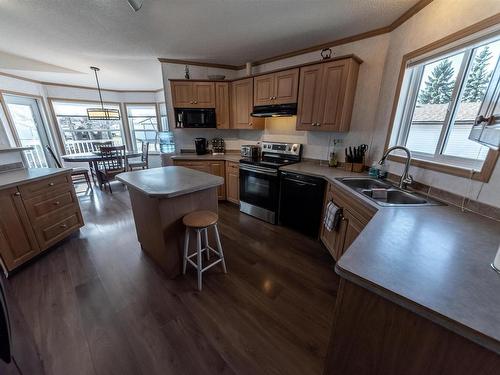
[87,67,120,121]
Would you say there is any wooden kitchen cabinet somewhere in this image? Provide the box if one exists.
[170,81,215,108]
[225,161,240,205]
[320,182,376,261]
[253,68,299,106]
[0,187,40,271]
[231,78,265,129]
[172,160,226,200]
[0,172,84,274]
[215,82,230,129]
[297,57,360,132]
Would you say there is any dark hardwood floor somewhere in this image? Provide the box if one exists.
[6,183,339,375]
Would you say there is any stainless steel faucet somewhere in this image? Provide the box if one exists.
[378,145,414,189]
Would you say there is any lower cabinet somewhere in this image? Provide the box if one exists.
[320,182,376,261]
[225,161,240,205]
[173,160,227,200]
[0,172,84,274]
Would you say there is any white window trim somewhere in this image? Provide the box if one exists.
[391,34,500,172]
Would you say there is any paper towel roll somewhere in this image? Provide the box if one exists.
[494,245,500,271]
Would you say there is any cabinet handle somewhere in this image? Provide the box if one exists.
[273,96,276,100]
[14,192,21,197]
[54,201,60,206]
[249,122,253,126]
[190,101,194,104]
[48,182,55,186]
[60,224,68,229]
[194,101,198,104]
[269,97,273,100]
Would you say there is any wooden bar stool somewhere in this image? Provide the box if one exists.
[182,210,227,290]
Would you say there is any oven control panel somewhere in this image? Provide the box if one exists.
[261,142,301,156]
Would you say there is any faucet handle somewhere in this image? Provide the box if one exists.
[403,174,414,186]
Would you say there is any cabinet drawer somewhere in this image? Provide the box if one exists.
[19,173,71,198]
[34,209,82,250]
[226,161,240,171]
[24,189,77,221]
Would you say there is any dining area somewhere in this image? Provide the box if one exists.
[57,141,150,193]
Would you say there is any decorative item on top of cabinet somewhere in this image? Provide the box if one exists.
[297,57,360,132]
[320,182,375,261]
[253,68,299,106]
[225,161,240,205]
[231,78,265,129]
[215,82,230,129]
[170,81,216,108]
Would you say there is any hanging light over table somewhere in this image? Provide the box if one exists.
[87,67,120,120]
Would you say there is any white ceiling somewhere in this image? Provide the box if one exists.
[0,0,420,90]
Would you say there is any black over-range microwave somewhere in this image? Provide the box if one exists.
[174,108,216,128]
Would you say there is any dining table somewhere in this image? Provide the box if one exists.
[62,150,142,186]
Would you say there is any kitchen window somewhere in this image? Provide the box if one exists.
[390,36,500,173]
[51,100,125,154]
[158,102,169,131]
[125,104,160,151]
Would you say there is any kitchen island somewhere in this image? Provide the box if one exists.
[117,166,224,277]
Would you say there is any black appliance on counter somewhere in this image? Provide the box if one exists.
[239,141,301,224]
[279,172,325,237]
[250,103,297,118]
[194,137,208,155]
[175,108,216,128]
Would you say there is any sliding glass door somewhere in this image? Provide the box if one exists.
[3,95,51,168]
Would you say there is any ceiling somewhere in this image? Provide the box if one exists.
[0,0,421,90]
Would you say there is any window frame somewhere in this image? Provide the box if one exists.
[385,26,500,183]
[124,102,161,152]
[49,98,128,153]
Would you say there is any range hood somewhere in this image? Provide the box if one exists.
[251,103,297,118]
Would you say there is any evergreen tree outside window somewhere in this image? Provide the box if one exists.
[391,36,500,170]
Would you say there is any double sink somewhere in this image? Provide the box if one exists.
[337,177,441,207]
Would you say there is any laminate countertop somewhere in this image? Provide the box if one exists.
[281,160,500,354]
[0,168,71,190]
[170,153,242,163]
[116,166,224,198]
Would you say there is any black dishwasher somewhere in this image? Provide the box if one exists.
[279,171,325,237]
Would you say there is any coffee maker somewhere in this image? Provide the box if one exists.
[194,137,208,155]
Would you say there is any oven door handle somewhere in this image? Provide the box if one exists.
[283,177,318,187]
[239,165,278,176]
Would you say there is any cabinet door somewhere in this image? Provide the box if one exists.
[340,209,365,256]
[317,59,359,132]
[296,64,323,130]
[274,68,299,104]
[0,188,40,271]
[231,78,264,129]
[316,60,349,131]
[170,82,193,108]
[215,82,230,129]
[209,162,226,200]
[254,74,274,106]
[193,82,215,108]
[225,162,240,205]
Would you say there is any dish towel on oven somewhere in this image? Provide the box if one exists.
[323,201,339,232]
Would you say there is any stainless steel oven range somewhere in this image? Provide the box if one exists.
[239,141,301,224]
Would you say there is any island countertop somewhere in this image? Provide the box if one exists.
[116,166,224,198]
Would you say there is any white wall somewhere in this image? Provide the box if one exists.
[370,0,500,208]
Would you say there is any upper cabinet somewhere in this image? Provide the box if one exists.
[171,81,215,108]
[231,78,265,129]
[297,57,360,132]
[253,68,299,106]
[215,82,230,129]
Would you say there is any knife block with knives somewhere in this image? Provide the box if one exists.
[344,144,368,172]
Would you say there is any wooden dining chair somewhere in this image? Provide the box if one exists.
[96,145,126,193]
[128,141,149,171]
[45,145,92,190]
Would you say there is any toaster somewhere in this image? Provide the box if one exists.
[241,145,259,159]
